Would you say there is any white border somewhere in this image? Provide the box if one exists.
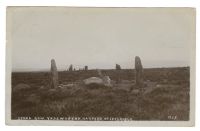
[0,0,199,128]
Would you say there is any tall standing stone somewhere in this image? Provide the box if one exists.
[50,59,58,89]
[135,56,143,87]
[115,64,121,83]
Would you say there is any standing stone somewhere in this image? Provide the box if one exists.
[85,66,88,71]
[115,64,121,83]
[135,56,143,87]
[50,59,58,89]
[116,64,121,70]
[69,64,73,71]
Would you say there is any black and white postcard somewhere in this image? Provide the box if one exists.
[6,7,196,126]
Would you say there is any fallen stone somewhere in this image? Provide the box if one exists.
[83,77,104,85]
[13,83,31,92]
[131,89,140,94]
[96,70,112,87]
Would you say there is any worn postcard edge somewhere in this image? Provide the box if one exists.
[5,7,196,126]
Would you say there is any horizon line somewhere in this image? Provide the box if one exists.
[12,66,190,73]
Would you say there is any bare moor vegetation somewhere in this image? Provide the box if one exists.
[11,67,190,121]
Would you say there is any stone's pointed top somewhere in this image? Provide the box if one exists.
[51,59,55,63]
[51,59,57,70]
[135,56,141,61]
[135,56,143,69]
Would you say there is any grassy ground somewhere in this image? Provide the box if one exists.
[11,67,190,121]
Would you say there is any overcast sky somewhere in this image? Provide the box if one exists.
[8,7,195,71]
